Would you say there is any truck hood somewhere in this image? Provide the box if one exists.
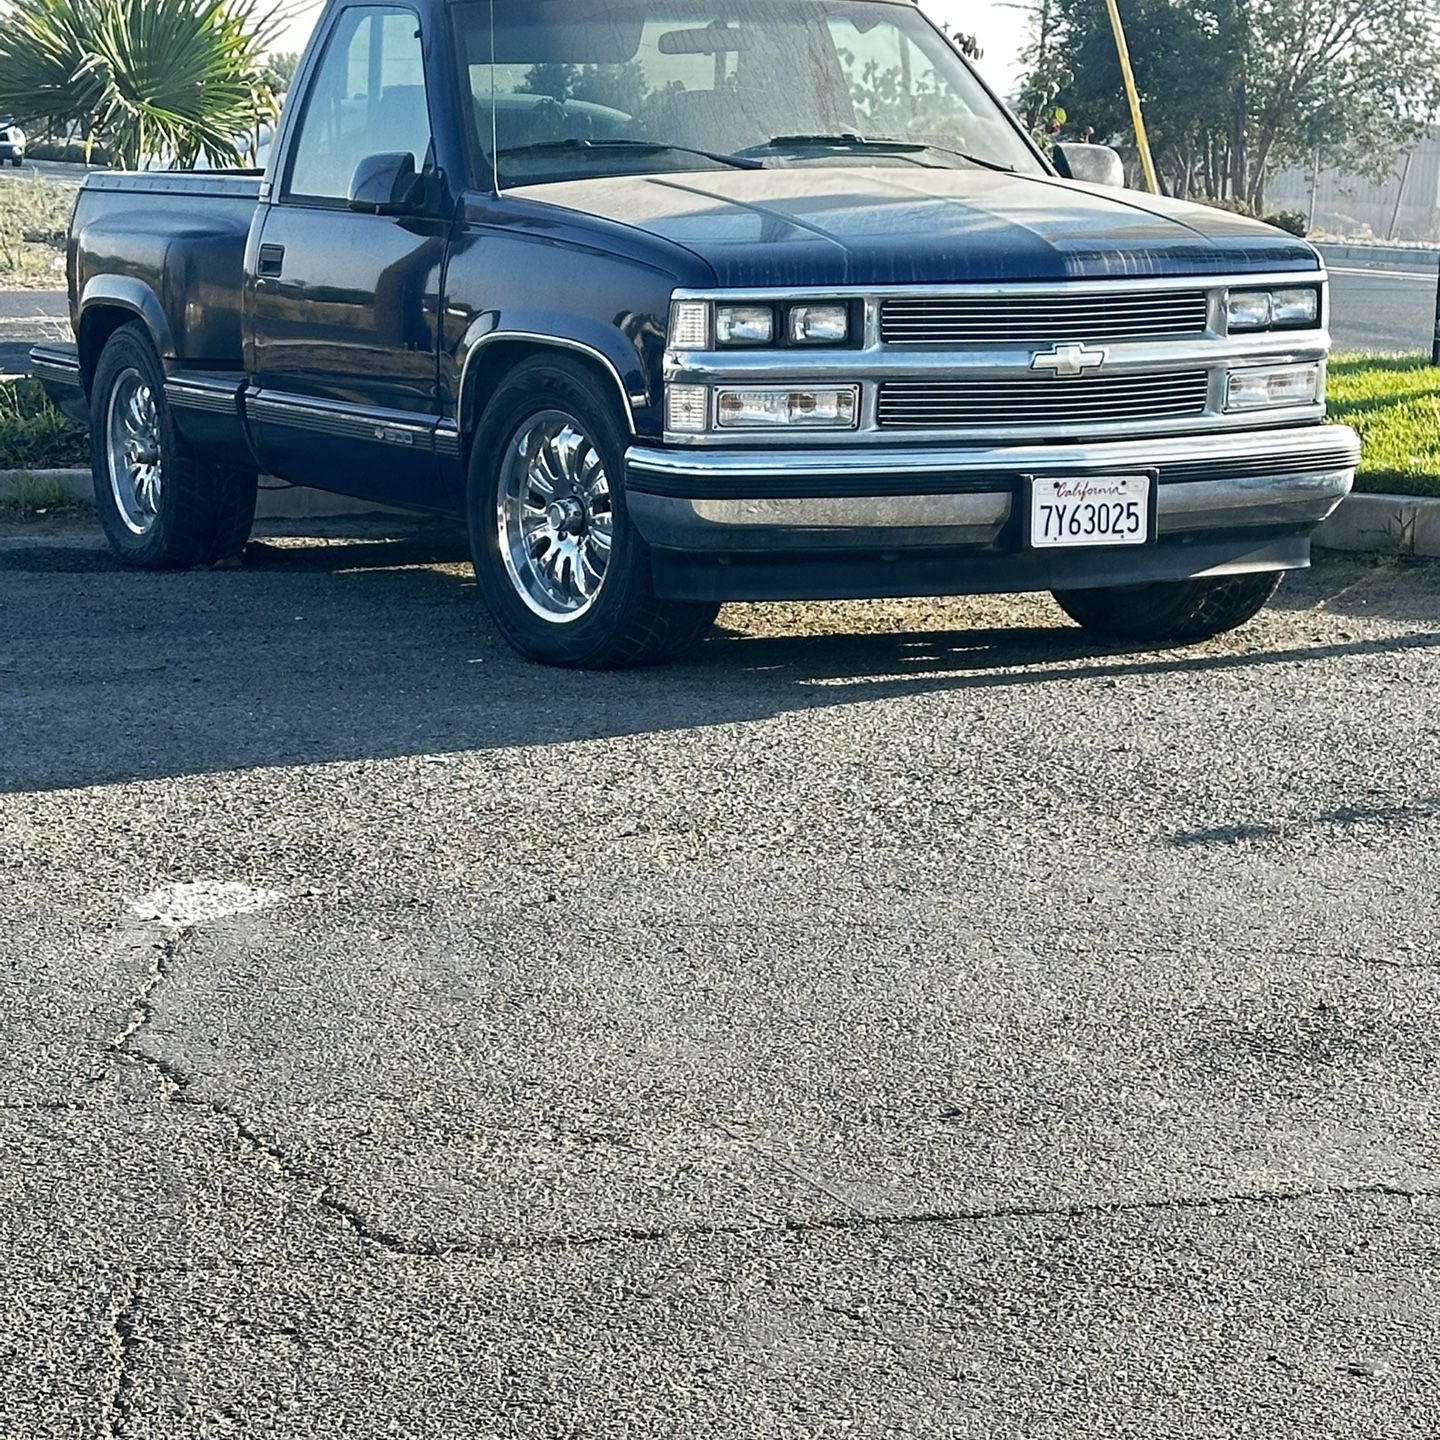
[509,165,1319,288]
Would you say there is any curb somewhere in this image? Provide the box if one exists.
[1315,241,1440,270]
[4,466,1438,557]
[0,468,403,520]
[1313,492,1440,557]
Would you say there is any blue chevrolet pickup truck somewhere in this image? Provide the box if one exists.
[33,0,1359,666]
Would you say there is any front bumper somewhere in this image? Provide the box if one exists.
[626,424,1359,602]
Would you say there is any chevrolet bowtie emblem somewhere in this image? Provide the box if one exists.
[1031,342,1108,377]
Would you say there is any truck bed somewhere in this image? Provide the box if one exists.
[68,171,263,369]
[81,170,264,199]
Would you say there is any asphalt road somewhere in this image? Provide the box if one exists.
[2,515,1437,1438]
[1327,259,1439,354]
[0,288,68,379]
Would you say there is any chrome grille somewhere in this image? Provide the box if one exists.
[876,371,1211,429]
[880,291,1210,345]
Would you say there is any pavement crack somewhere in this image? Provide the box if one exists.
[96,933,1440,1262]
[0,1098,96,1112]
[110,926,188,1053]
[102,1274,143,1440]
[108,963,443,1255]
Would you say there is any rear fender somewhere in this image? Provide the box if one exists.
[77,277,175,383]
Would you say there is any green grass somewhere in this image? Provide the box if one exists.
[1328,354,1440,498]
[0,471,84,513]
[0,378,89,471]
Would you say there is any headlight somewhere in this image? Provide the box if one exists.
[715,304,775,346]
[1270,287,1320,326]
[1225,363,1320,411]
[1226,291,1273,331]
[714,386,858,429]
[1227,286,1321,332]
[788,303,850,344]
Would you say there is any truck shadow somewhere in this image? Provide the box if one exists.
[4,521,1439,794]
[1167,796,1440,849]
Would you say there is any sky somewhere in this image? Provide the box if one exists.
[272,0,1033,95]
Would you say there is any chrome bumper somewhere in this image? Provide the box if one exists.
[626,424,1359,552]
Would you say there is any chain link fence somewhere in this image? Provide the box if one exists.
[1268,129,1440,246]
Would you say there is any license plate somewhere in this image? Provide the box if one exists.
[1030,475,1151,548]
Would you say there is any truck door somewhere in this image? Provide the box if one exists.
[247,2,452,509]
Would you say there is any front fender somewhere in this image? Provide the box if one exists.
[443,210,704,440]
[454,313,650,438]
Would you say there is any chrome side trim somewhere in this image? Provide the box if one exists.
[435,420,462,458]
[246,390,442,450]
[166,376,243,415]
[455,330,639,437]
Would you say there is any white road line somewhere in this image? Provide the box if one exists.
[1329,265,1437,282]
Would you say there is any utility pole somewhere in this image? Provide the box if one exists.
[1103,0,1159,193]
[1432,254,1440,366]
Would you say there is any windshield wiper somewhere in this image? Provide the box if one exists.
[496,138,763,170]
[758,131,918,150]
[752,133,1014,172]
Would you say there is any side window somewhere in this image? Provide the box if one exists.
[285,6,432,202]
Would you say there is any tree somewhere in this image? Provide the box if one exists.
[263,48,300,95]
[0,0,280,170]
[517,61,650,113]
[1023,0,1440,209]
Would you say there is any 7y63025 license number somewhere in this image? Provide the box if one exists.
[1030,474,1152,548]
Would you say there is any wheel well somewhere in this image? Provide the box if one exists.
[78,306,146,396]
[459,340,635,457]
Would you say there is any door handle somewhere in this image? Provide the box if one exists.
[257,243,285,278]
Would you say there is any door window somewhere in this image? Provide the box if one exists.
[285,6,432,202]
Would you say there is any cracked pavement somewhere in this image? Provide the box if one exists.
[2,515,1438,1437]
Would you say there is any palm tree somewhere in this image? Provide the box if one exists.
[0,0,280,170]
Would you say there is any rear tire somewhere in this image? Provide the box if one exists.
[89,323,256,568]
[466,355,718,668]
[1052,571,1284,643]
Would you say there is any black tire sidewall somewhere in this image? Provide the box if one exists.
[467,357,658,666]
[1053,570,1283,642]
[90,325,184,566]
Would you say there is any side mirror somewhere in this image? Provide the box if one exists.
[1053,142,1126,188]
[348,151,425,215]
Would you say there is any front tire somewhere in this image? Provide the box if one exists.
[89,323,256,568]
[466,355,718,668]
[1052,571,1284,643]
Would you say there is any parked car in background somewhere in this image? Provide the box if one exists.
[0,119,27,167]
[32,0,1359,668]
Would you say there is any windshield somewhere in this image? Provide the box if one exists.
[454,0,1042,188]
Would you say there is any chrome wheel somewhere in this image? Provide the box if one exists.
[497,409,614,622]
[106,368,163,536]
